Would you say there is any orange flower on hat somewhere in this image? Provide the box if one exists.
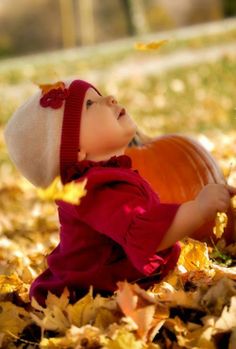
[39,81,70,109]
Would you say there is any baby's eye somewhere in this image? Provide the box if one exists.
[86,99,94,108]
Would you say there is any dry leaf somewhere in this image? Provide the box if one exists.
[215,296,236,331]
[31,288,70,332]
[179,325,216,349]
[178,238,211,272]
[67,288,95,327]
[134,40,168,51]
[212,264,236,280]
[0,273,25,294]
[37,177,87,205]
[39,81,65,95]
[200,278,236,316]
[213,212,228,239]
[116,281,168,340]
[0,302,31,337]
[105,328,143,349]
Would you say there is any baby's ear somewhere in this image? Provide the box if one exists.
[77,149,86,161]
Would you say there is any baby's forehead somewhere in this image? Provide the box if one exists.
[85,87,101,99]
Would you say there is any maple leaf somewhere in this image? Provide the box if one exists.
[31,288,70,333]
[39,81,66,95]
[0,302,32,341]
[105,328,143,349]
[134,40,168,51]
[67,288,96,327]
[37,176,87,205]
[40,336,75,349]
[0,273,25,294]
[0,273,30,303]
[178,238,211,272]
[116,281,168,341]
[213,212,228,239]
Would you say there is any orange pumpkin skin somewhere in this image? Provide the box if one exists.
[125,134,234,243]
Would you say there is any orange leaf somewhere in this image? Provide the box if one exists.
[39,81,66,95]
[116,281,168,340]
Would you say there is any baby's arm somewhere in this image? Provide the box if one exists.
[157,183,236,251]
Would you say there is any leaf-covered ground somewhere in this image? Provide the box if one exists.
[0,29,236,348]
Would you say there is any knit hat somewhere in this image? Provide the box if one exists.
[4,79,100,188]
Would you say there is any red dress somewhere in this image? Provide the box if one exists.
[30,155,181,305]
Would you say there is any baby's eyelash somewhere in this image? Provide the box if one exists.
[86,99,94,108]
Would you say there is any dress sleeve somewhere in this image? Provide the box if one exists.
[74,172,181,276]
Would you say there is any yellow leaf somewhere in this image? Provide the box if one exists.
[0,302,31,336]
[39,81,65,95]
[213,212,228,239]
[179,325,216,349]
[178,238,211,272]
[31,289,70,332]
[105,328,143,349]
[0,274,24,294]
[40,336,74,349]
[37,177,87,205]
[45,288,70,310]
[94,307,119,330]
[134,40,168,51]
[67,288,95,327]
[231,195,236,209]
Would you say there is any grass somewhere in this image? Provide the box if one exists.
[113,56,236,135]
[2,55,235,133]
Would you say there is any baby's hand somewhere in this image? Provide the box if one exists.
[195,183,235,223]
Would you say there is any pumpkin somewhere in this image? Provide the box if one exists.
[125,134,235,243]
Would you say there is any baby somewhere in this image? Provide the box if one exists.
[4,79,235,305]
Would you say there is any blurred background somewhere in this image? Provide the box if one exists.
[0,0,236,171]
[0,0,235,57]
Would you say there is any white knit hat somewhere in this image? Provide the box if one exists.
[4,79,100,188]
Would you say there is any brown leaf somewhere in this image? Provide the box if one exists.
[215,296,236,331]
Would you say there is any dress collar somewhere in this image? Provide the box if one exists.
[64,155,132,182]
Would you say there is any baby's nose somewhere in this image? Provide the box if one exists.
[105,95,118,106]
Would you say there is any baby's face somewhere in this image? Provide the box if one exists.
[79,88,137,161]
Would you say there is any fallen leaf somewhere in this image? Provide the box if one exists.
[39,81,66,95]
[0,302,31,338]
[105,328,143,349]
[37,177,87,205]
[200,278,236,316]
[212,264,236,280]
[215,296,236,331]
[67,288,95,327]
[31,288,70,332]
[134,40,168,51]
[116,282,168,340]
[213,212,228,239]
[178,238,211,271]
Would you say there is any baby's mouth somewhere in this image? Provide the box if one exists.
[118,108,126,119]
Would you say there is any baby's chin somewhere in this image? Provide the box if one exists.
[128,120,138,137]
[126,128,138,145]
